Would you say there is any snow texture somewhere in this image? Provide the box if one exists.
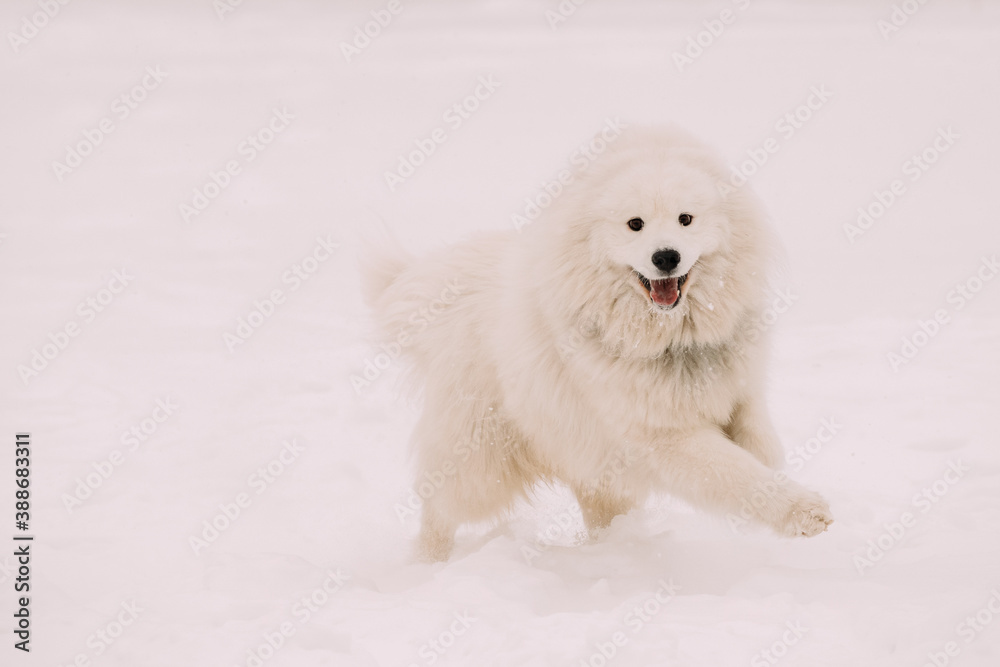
[1,1,999,666]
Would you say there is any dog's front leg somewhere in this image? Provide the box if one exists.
[658,427,832,537]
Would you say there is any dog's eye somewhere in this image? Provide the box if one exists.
[627,217,644,232]
[678,213,693,226]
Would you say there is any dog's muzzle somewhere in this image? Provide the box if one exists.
[635,271,689,310]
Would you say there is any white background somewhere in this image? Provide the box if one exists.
[2,1,999,665]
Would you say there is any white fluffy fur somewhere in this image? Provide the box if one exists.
[366,125,832,561]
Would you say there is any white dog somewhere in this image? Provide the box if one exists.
[366,125,832,561]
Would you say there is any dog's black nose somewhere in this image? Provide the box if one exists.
[651,249,681,274]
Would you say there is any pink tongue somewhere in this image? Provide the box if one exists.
[650,278,679,306]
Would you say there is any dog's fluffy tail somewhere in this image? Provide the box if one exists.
[358,230,412,309]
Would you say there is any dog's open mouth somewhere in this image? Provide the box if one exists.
[635,270,688,310]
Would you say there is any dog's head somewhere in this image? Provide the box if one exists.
[589,153,729,313]
[533,125,775,358]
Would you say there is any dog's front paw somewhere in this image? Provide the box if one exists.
[778,490,833,537]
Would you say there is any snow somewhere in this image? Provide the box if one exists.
[2,0,999,665]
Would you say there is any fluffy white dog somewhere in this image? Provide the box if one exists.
[366,125,832,561]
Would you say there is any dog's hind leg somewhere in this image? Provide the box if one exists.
[416,500,457,563]
[573,488,635,535]
[411,401,534,561]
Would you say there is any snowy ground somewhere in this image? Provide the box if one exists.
[2,1,1000,665]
